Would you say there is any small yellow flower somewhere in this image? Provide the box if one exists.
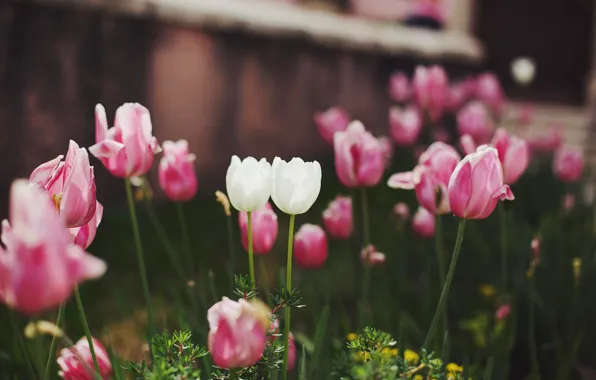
[404,349,419,363]
[414,376,423,380]
[353,350,370,362]
[479,284,496,298]
[446,362,464,373]
[380,347,399,359]
[346,333,358,341]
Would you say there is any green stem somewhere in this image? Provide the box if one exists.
[8,309,38,380]
[176,202,194,273]
[423,219,466,349]
[225,215,237,292]
[499,202,508,292]
[282,214,296,379]
[358,188,372,328]
[529,276,541,380]
[434,213,448,351]
[259,256,271,295]
[248,211,256,288]
[44,304,65,380]
[74,286,100,374]
[360,188,370,245]
[124,179,156,338]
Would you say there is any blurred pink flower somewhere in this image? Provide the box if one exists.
[378,136,394,168]
[314,107,350,144]
[389,105,422,146]
[158,140,198,202]
[294,224,328,269]
[57,337,112,380]
[531,237,540,261]
[361,244,386,266]
[412,65,449,122]
[528,123,564,153]
[30,140,96,228]
[492,128,530,184]
[388,72,411,103]
[89,103,161,179]
[334,121,386,187]
[553,146,584,183]
[518,104,534,127]
[448,146,514,219]
[563,193,576,212]
[412,206,435,238]
[0,180,106,314]
[495,304,511,320]
[459,134,477,155]
[475,72,505,115]
[322,196,353,239]
[208,297,268,368]
[239,203,278,255]
[446,79,474,111]
[456,101,494,144]
[393,202,410,221]
[407,0,449,23]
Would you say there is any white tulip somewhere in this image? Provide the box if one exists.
[226,155,272,212]
[271,157,322,215]
[511,57,536,86]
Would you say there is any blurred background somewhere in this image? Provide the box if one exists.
[1,0,596,379]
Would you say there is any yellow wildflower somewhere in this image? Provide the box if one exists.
[446,362,464,373]
[414,376,423,380]
[353,351,370,362]
[404,349,419,363]
[479,284,496,298]
[346,333,358,341]
[381,347,398,359]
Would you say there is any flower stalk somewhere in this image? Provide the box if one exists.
[282,214,296,378]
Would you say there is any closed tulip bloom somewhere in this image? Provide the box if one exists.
[57,337,112,380]
[314,107,350,144]
[271,157,321,215]
[531,237,540,261]
[0,180,106,314]
[89,103,161,178]
[30,140,96,228]
[448,146,515,219]
[491,128,529,184]
[361,245,386,266]
[322,196,353,239]
[495,304,511,320]
[158,140,198,202]
[393,202,410,221]
[294,224,328,268]
[459,134,477,155]
[475,72,505,115]
[388,72,411,103]
[412,65,448,122]
[239,203,278,255]
[334,121,385,187]
[69,202,103,249]
[412,206,435,238]
[457,101,494,144]
[208,297,269,368]
[554,146,584,183]
[226,156,272,212]
[389,105,422,146]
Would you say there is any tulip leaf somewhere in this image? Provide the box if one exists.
[309,305,330,377]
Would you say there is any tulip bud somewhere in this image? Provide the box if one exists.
[553,146,584,183]
[313,107,350,144]
[57,337,113,380]
[563,193,575,212]
[208,297,269,368]
[294,224,328,268]
[360,244,386,266]
[334,121,386,188]
[412,206,435,238]
[531,237,540,262]
[271,157,321,215]
[491,128,530,184]
[322,196,353,239]
[239,203,278,255]
[475,73,505,115]
[495,304,511,320]
[457,101,494,145]
[412,65,448,122]
[226,156,272,212]
[393,202,410,221]
[448,146,515,219]
[158,140,198,202]
[388,72,411,103]
[389,105,422,146]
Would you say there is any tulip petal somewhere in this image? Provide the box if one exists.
[448,161,472,218]
[61,149,96,228]
[88,140,125,159]
[29,155,64,187]
[387,171,416,189]
[66,244,107,282]
[95,104,109,143]
[493,185,514,201]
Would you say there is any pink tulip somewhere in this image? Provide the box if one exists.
[334,121,386,187]
[30,140,96,228]
[239,203,278,255]
[388,72,411,103]
[554,146,584,183]
[412,206,435,238]
[57,337,112,380]
[208,297,269,368]
[322,196,353,239]
[495,304,511,320]
[0,180,106,314]
[69,202,103,249]
[287,332,297,371]
[459,134,477,155]
[314,107,350,144]
[531,237,540,261]
[475,73,505,115]
[158,140,198,201]
[446,80,473,111]
[492,128,530,184]
[389,105,422,146]
[361,244,386,266]
[457,101,494,144]
[528,123,564,153]
[448,146,515,219]
[388,142,461,214]
[412,65,448,122]
[393,202,410,221]
[294,224,328,269]
[89,103,161,178]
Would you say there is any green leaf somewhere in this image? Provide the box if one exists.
[309,305,330,377]
[299,345,307,380]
